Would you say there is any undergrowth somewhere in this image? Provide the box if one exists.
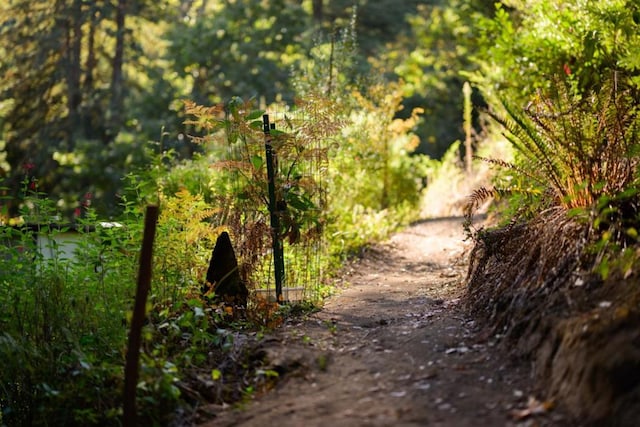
[465,74,640,280]
[462,3,640,423]
[0,83,430,427]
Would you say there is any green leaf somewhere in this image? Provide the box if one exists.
[245,109,265,120]
[286,192,313,211]
[566,207,586,219]
[251,155,264,170]
[269,129,286,137]
[597,257,610,280]
[211,369,222,381]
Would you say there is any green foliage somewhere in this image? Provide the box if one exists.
[153,189,223,305]
[0,180,259,425]
[181,95,340,296]
[392,0,491,158]
[466,76,640,232]
[467,0,640,280]
[327,81,431,254]
[292,9,361,100]
[471,0,640,102]
[168,0,309,104]
[1,0,470,217]
[1,0,127,213]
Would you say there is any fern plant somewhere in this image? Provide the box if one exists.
[153,188,223,304]
[466,74,640,227]
[183,95,342,298]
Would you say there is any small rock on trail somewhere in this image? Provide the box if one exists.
[199,217,571,427]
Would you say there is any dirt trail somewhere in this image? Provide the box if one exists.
[200,218,570,427]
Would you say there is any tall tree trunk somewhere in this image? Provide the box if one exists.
[109,0,127,142]
[179,0,195,19]
[198,0,208,16]
[66,0,83,147]
[84,5,98,94]
[312,0,323,22]
[83,4,99,139]
[463,82,473,175]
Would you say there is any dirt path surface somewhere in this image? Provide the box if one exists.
[200,218,570,427]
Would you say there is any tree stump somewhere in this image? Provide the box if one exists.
[203,231,248,308]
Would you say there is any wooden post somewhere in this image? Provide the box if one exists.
[263,114,285,303]
[123,205,159,426]
[463,81,473,175]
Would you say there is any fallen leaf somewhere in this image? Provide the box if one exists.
[510,396,554,420]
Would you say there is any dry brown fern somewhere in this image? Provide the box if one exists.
[464,186,503,221]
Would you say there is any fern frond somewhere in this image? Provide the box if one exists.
[490,101,567,199]
[473,155,547,187]
[183,100,225,118]
[503,101,564,183]
[210,160,252,172]
[191,208,221,222]
[464,186,502,220]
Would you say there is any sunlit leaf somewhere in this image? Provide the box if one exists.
[211,369,222,381]
[251,155,264,170]
[245,110,265,120]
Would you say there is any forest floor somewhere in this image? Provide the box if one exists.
[197,217,573,427]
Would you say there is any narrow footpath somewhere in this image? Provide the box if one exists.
[200,217,571,427]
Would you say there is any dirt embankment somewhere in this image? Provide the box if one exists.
[196,218,572,427]
[465,210,640,427]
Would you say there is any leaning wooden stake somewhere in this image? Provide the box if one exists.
[463,81,473,175]
[123,205,159,426]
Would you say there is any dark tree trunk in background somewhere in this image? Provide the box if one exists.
[84,6,98,94]
[65,0,83,146]
[198,0,208,15]
[109,0,127,141]
[178,0,207,19]
[312,0,323,22]
[83,4,99,139]
[179,0,195,18]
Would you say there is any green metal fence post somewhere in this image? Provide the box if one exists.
[263,114,285,302]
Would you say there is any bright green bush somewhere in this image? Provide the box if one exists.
[471,0,640,102]
[0,184,241,425]
[326,81,431,254]
[467,0,640,209]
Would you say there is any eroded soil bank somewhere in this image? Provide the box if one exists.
[465,211,640,427]
[197,217,571,426]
